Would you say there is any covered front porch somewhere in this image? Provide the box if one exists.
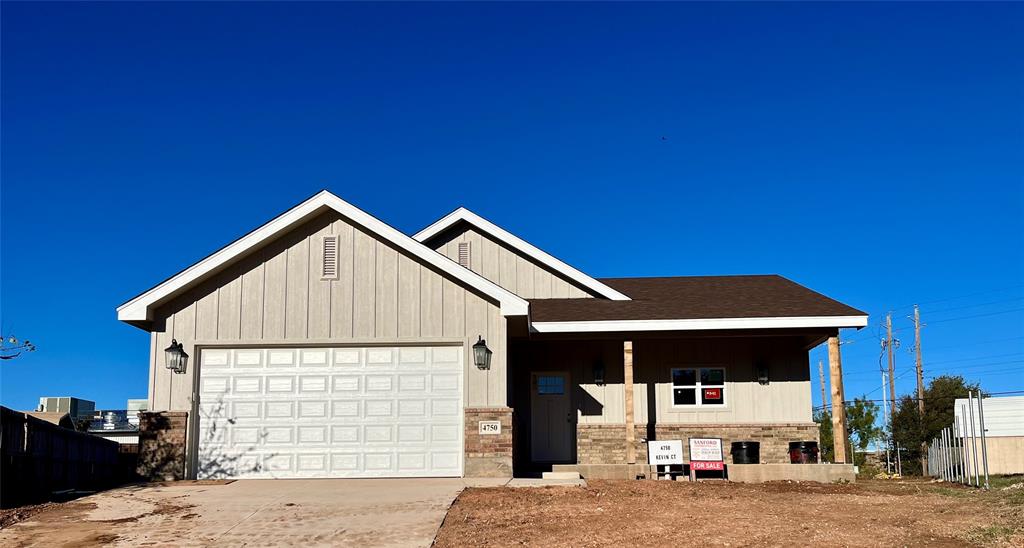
[508,329,853,480]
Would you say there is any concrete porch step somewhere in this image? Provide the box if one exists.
[541,471,581,480]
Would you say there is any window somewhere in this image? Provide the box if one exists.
[671,367,725,407]
[536,375,565,395]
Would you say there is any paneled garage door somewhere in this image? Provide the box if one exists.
[196,345,463,479]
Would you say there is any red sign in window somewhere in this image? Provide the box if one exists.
[691,460,724,471]
[703,388,722,401]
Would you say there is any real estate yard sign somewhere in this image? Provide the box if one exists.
[647,440,684,466]
[689,438,725,472]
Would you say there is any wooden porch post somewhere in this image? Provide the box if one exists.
[828,335,849,464]
[624,341,636,464]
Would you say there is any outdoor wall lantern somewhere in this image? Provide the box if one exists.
[165,339,189,374]
[756,363,770,385]
[593,359,606,386]
[472,336,492,370]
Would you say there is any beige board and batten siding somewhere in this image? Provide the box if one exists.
[515,338,812,425]
[431,225,595,299]
[147,211,507,412]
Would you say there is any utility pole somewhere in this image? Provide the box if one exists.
[818,359,828,412]
[914,305,927,473]
[886,313,897,422]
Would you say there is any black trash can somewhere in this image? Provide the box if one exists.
[789,441,819,464]
[731,441,760,464]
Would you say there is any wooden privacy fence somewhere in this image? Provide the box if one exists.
[1,406,127,508]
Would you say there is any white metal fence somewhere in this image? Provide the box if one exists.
[926,390,989,489]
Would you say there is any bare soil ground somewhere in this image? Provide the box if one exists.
[435,478,1024,547]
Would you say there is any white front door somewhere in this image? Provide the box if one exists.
[196,345,463,479]
[530,371,573,462]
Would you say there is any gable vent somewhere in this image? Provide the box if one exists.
[457,242,471,268]
[321,235,339,280]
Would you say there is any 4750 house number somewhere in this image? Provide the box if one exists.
[478,421,502,435]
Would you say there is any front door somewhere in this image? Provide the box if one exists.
[530,371,573,462]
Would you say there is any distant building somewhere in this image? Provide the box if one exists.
[127,399,148,426]
[87,398,148,445]
[954,395,1024,475]
[37,396,95,422]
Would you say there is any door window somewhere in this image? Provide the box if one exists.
[536,375,565,395]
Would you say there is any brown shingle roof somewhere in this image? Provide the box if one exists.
[529,275,866,322]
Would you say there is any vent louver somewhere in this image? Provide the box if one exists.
[322,235,339,280]
[457,242,471,268]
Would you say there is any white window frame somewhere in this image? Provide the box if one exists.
[670,366,727,408]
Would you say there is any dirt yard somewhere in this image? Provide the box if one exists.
[435,478,1024,547]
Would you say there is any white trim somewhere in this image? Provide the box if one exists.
[413,207,631,301]
[531,315,869,333]
[118,191,529,322]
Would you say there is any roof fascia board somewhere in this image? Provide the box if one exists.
[118,191,529,322]
[531,315,870,333]
[413,207,632,301]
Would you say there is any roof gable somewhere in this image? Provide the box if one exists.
[413,207,631,301]
[117,191,529,324]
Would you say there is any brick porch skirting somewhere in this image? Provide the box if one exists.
[577,423,820,465]
[464,407,514,477]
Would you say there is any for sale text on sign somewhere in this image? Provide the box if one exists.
[690,460,725,471]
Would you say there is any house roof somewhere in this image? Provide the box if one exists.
[26,412,77,430]
[413,207,632,301]
[529,275,868,332]
[117,191,529,325]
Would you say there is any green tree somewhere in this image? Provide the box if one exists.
[815,397,882,465]
[891,375,979,476]
[816,408,834,462]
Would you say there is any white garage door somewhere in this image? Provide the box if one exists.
[196,345,463,479]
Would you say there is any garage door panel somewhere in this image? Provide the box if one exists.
[266,376,296,393]
[366,348,394,365]
[333,348,362,365]
[300,349,329,366]
[331,425,361,443]
[202,349,230,367]
[233,377,262,394]
[198,345,463,479]
[268,349,296,366]
[234,349,263,367]
[265,401,295,418]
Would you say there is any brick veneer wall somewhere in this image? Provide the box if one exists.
[137,411,188,481]
[577,423,820,465]
[464,407,513,477]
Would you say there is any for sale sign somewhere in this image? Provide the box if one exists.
[690,460,725,471]
[647,440,684,466]
[688,438,724,462]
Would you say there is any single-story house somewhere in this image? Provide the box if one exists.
[117,191,866,480]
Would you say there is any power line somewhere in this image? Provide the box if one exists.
[881,284,1024,314]
[814,389,1024,409]
[926,307,1024,324]
[924,335,1024,352]
[924,352,1024,367]
[924,296,1024,315]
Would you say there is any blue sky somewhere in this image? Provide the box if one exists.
[2,2,1021,412]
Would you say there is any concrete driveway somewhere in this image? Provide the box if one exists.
[0,478,504,547]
